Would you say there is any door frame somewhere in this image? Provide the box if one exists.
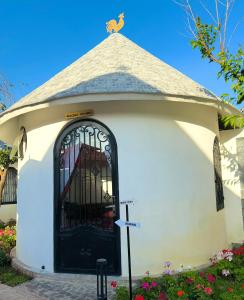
[53,118,121,274]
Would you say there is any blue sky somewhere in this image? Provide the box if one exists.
[0,0,243,108]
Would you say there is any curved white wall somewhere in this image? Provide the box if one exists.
[16,100,228,275]
[220,129,244,244]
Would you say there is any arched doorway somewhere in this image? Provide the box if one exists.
[54,119,121,274]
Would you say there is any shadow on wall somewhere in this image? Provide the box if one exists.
[220,129,243,187]
[221,145,240,186]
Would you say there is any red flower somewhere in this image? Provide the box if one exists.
[134,295,144,300]
[158,292,167,300]
[111,281,117,288]
[227,287,233,293]
[207,274,216,283]
[186,278,194,284]
[204,287,213,295]
[177,290,184,297]
[200,272,204,278]
[223,249,231,253]
[232,246,244,256]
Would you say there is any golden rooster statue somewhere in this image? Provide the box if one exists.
[106,13,125,33]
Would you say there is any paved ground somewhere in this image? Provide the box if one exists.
[0,273,126,300]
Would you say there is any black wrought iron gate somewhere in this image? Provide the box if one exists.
[54,119,121,274]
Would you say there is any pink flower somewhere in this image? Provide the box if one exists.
[186,278,194,284]
[158,292,167,300]
[196,284,201,290]
[151,281,157,287]
[111,281,117,288]
[204,287,213,295]
[200,272,204,278]
[141,282,150,290]
[207,274,216,283]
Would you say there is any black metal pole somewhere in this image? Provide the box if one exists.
[126,204,132,300]
[96,258,107,300]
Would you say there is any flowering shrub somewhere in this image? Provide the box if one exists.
[0,225,16,254]
[0,248,10,267]
[114,244,244,299]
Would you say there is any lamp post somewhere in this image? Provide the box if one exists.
[96,258,108,300]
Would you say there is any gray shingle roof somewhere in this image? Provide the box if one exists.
[3,33,217,115]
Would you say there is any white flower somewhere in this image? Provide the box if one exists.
[222,269,230,276]
[226,255,233,261]
[224,251,233,261]
[216,251,224,261]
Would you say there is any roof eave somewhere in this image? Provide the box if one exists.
[0,92,241,126]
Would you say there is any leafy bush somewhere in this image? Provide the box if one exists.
[116,286,130,300]
[0,225,16,253]
[0,148,17,169]
[0,220,5,229]
[113,245,244,299]
[0,249,10,267]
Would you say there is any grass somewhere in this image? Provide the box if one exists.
[0,266,31,287]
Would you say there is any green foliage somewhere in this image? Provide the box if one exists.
[0,226,16,254]
[115,286,130,300]
[114,245,244,299]
[190,17,244,128]
[218,48,244,105]
[191,17,244,105]
[0,147,17,169]
[0,249,10,267]
[0,220,5,229]
[191,17,219,61]
[0,267,31,286]
[221,115,244,129]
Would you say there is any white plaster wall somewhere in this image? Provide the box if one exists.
[16,100,227,275]
[0,205,16,223]
[220,129,244,244]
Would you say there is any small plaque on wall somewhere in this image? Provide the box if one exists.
[65,109,94,120]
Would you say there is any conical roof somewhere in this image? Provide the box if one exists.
[3,33,217,116]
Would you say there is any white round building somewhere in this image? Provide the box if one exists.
[0,33,243,276]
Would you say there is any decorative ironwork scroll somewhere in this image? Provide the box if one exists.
[55,119,120,274]
[57,120,117,231]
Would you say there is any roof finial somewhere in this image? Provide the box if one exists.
[106,13,125,34]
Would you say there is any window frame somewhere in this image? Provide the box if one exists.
[1,167,17,205]
[213,136,224,211]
